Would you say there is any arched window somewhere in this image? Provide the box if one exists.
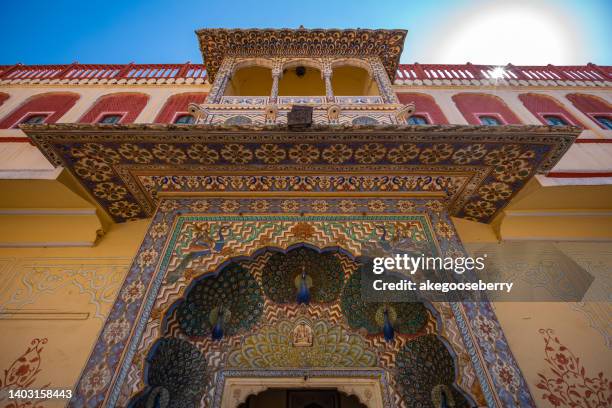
[79,93,148,124]
[331,65,379,96]
[278,64,325,96]
[98,114,122,124]
[543,115,569,126]
[0,92,80,129]
[478,115,502,126]
[565,93,612,130]
[225,66,272,96]
[594,116,612,130]
[408,115,429,125]
[452,93,521,125]
[155,93,207,123]
[174,114,195,124]
[397,93,449,124]
[518,93,583,127]
[21,114,48,124]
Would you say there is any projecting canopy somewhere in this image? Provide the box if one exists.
[195,28,408,81]
[23,123,577,223]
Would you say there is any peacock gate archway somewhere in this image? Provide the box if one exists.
[22,123,578,407]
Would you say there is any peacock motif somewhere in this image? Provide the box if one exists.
[340,268,429,337]
[226,319,377,369]
[395,334,470,408]
[262,247,344,304]
[176,262,263,339]
[128,337,206,408]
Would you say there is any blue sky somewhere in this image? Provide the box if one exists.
[0,0,610,66]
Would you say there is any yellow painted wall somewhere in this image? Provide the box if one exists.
[0,219,149,407]
[225,66,273,96]
[278,66,325,96]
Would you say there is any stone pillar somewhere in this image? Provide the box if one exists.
[269,59,283,104]
[368,57,399,104]
[205,57,235,104]
[322,61,334,103]
[270,69,281,103]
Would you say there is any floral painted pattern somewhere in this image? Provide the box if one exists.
[288,144,320,164]
[187,144,219,164]
[255,144,286,164]
[1,338,49,408]
[322,144,352,164]
[28,128,574,223]
[536,329,611,408]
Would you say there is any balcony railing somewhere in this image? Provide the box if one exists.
[0,62,207,81]
[1,63,609,84]
[395,63,611,83]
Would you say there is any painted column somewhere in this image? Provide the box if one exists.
[205,57,235,104]
[368,57,399,104]
[322,60,334,103]
[270,68,281,104]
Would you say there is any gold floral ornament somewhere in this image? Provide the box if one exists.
[419,143,454,164]
[249,200,270,212]
[80,364,111,397]
[109,200,141,218]
[74,157,113,182]
[478,182,512,201]
[221,144,253,164]
[121,280,145,303]
[396,200,416,212]
[118,144,153,163]
[355,143,386,164]
[435,221,454,240]
[288,144,320,164]
[451,144,487,164]
[368,200,387,212]
[255,144,286,164]
[387,143,420,163]
[322,144,353,164]
[71,143,121,163]
[138,248,159,269]
[152,143,187,164]
[281,200,300,212]
[186,144,219,164]
[464,200,497,219]
[220,199,240,212]
[339,200,357,212]
[93,182,127,201]
[311,200,329,212]
[484,144,536,183]
[189,200,210,212]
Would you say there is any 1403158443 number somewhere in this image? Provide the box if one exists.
[8,389,73,400]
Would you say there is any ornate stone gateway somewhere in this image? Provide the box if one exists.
[53,201,535,407]
[21,27,580,408]
[22,124,578,407]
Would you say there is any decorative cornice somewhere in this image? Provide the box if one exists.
[19,122,580,134]
[195,28,407,82]
[23,123,578,224]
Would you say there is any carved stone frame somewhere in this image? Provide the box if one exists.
[217,370,389,408]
